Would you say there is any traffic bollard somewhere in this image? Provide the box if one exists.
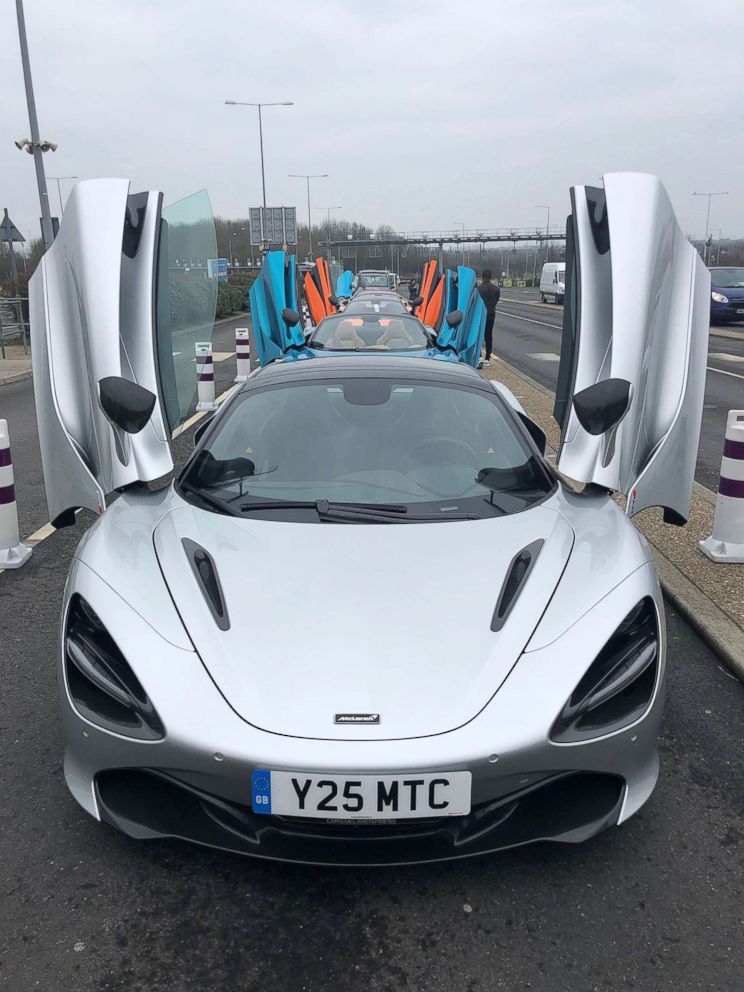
[195,342,218,412]
[700,410,744,563]
[234,327,251,382]
[0,419,31,569]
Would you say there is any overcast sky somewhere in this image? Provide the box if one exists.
[1,0,742,247]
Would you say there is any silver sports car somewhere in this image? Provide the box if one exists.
[29,173,709,864]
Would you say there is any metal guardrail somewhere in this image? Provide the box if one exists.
[0,297,30,358]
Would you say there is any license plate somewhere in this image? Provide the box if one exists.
[251,769,471,819]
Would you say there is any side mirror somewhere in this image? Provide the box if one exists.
[329,294,340,308]
[445,310,463,328]
[518,413,547,455]
[98,376,156,434]
[411,295,424,307]
[572,378,632,436]
[282,307,301,327]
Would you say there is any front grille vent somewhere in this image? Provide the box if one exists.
[182,538,230,631]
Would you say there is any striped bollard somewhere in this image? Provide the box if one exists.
[0,419,31,569]
[234,327,251,382]
[700,410,744,563]
[195,342,218,412]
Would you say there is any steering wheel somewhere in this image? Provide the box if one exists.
[407,436,480,467]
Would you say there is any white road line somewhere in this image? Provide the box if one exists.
[497,310,561,330]
[707,365,744,381]
[709,353,744,363]
[528,352,560,362]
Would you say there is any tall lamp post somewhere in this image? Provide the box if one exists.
[316,206,341,260]
[14,0,56,250]
[452,221,466,265]
[692,191,728,265]
[535,204,550,262]
[225,99,293,250]
[289,174,328,259]
[48,176,78,216]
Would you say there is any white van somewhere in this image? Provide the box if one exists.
[539,262,566,303]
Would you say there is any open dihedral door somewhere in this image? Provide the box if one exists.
[414,260,446,328]
[554,172,710,523]
[302,256,338,325]
[249,250,307,364]
[434,266,487,368]
[30,179,217,526]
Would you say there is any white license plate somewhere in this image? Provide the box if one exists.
[251,769,471,819]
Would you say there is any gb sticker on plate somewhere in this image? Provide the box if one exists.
[252,769,272,814]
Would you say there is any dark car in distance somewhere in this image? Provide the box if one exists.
[709,267,744,323]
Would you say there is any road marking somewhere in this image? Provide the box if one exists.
[528,352,560,362]
[501,296,564,312]
[709,352,744,363]
[497,310,561,330]
[707,365,744,381]
[1,383,238,574]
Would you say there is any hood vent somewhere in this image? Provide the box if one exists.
[182,538,230,631]
[491,540,544,632]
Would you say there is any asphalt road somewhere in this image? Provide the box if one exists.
[1,310,743,991]
[492,288,744,491]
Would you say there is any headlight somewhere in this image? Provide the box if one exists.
[550,598,659,743]
[64,595,164,740]
[712,291,729,303]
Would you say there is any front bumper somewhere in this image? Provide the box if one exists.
[711,299,744,322]
[96,767,625,865]
[61,558,664,864]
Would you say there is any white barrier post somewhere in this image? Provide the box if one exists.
[700,410,744,563]
[0,419,31,569]
[234,327,251,382]
[195,342,218,412]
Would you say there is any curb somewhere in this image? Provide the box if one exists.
[487,356,744,680]
[0,369,33,388]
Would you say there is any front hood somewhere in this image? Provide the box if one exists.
[154,500,574,740]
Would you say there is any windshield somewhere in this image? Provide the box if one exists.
[710,267,744,289]
[358,272,391,288]
[310,314,430,351]
[179,377,553,521]
[343,297,409,315]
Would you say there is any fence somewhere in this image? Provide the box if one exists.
[0,298,30,358]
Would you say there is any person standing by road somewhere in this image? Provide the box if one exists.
[408,277,419,301]
[478,269,500,366]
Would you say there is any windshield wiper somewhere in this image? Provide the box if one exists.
[179,480,241,517]
[238,499,408,517]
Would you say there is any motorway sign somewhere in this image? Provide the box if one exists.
[207,258,228,282]
[250,207,297,246]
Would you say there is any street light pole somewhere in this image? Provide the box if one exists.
[452,222,466,264]
[692,191,728,265]
[535,205,550,261]
[316,206,341,260]
[15,0,55,250]
[225,99,293,251]
[289,173,328,259]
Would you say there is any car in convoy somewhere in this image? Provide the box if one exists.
[709,266,744,323]
[29,173,708,864]
[539,261,566,303]
[250,251,487,368]
[355,269,396,291]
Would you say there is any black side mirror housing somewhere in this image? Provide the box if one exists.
[282,307,301,327]
[518,413,547,455]
[329,294,340,308]
[445,309,463,328]
[98,376,156,434]
[411,295,424,307]
[572,378,632,436]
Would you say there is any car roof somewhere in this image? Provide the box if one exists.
[249,355,484,388]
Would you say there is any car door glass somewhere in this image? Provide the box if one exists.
[155,190,218,432]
